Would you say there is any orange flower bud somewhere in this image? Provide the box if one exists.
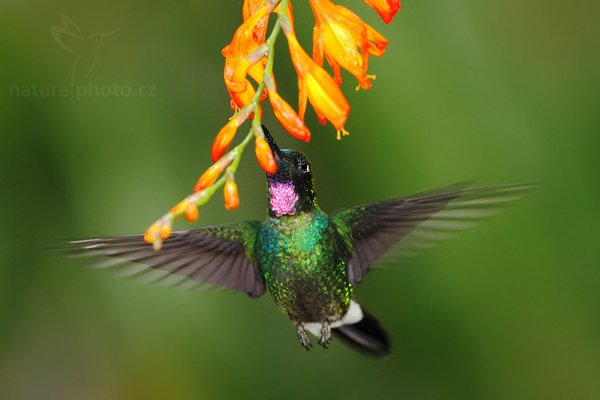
[255,136,277,174]
[224,179,240,210]
[159,223,172,240]
[211,119,239,162]
[363,0,401,24]
[185,204,198,222]
[268,90,311,142]
[193,164,221,193]
[170,199,190,215]
[143,231,154,244]
[144,223,159,244]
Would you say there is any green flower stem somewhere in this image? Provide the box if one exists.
[147,0,290,249]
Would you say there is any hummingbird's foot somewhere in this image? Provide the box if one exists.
[318,320,332,348]
[296,323,312,351]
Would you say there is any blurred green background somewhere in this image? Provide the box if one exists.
[1,0,599,399]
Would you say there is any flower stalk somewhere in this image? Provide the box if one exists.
[145,0,403,249]
[144,0,290,249]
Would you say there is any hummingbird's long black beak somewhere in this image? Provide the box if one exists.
[262,125,283,162]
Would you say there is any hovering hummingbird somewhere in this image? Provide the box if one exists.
[50,15,123,89]
[66,127,535,357]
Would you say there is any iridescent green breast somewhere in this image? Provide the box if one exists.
[256,210,352,322]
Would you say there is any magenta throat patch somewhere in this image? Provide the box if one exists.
[269,181,299,216]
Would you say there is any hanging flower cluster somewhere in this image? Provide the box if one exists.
[145,0,402,249]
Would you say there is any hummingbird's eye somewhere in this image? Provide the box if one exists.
[298,160,310,173]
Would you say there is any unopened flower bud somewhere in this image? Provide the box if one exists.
[194,164,221,193]
[211,119,239,162]
[224,179,240,210]
[159,223,172,240]
[185,204,199,222]
[255,136,277,174]
[170,199,190,215]
[144,223,159,244]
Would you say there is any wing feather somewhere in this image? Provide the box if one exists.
[61,222,265,297]
[332,182,537,284]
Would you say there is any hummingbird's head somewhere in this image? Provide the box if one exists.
[262,126,316,217]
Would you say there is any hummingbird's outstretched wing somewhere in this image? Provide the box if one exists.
[331,182,537,285]
[62,222,265,297]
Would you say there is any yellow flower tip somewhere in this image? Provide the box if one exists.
[356,74,378,91]
[185,204,199,223]
[144,223,160,244]
[143,230,154,244]
[336,128,350,140]
[145,221,172,247]
[159,223,172,240]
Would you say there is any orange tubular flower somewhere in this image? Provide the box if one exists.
[223,179,240,210]
[223,4,270,109]
[310,0,388,90]
[363,0,401,24]
[284,28,350,136]
[268,90,311,142]
[243,0,270,44]
[255,136,277,174]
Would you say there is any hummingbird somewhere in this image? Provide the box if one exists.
[65,127,535,357]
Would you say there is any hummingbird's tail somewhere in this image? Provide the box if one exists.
[333,307,390,358]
